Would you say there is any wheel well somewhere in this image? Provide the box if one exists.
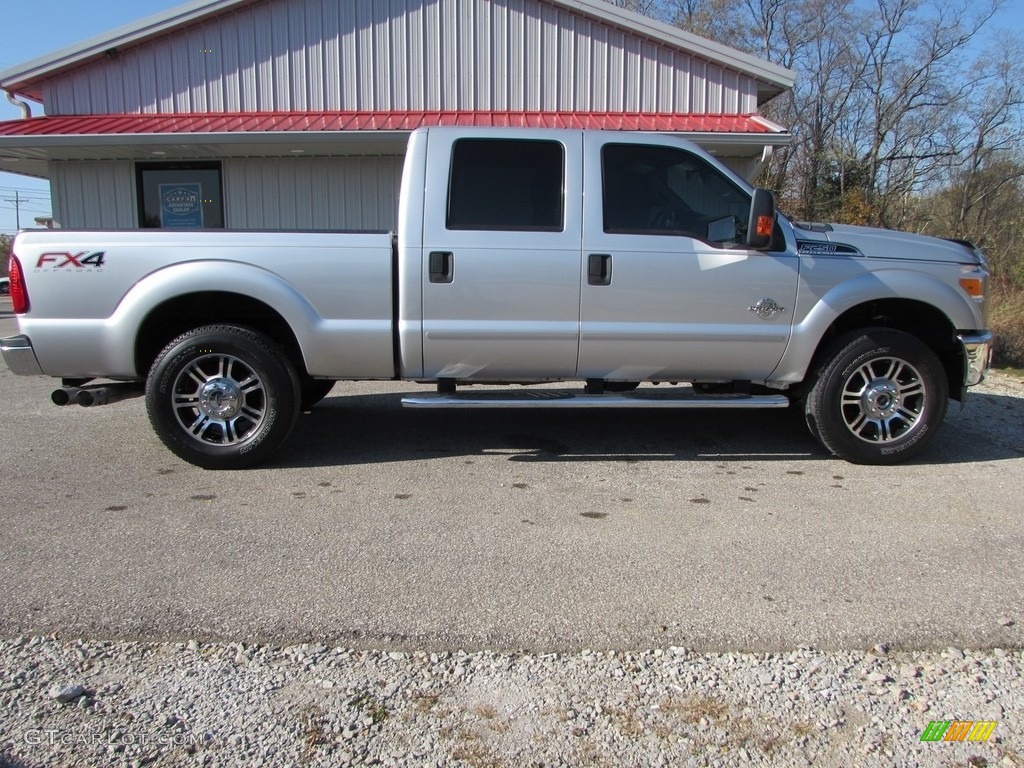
[134,292,306,378]
[811,299,964,401]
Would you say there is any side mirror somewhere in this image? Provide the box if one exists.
[746,188,776,250]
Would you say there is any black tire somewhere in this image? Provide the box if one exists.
[299,377,335,410]
[145,325,301,469]
[804,329,948,464]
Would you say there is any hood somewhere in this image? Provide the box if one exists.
[791,221,983,265]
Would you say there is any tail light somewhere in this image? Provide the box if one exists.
[8,254,29,314]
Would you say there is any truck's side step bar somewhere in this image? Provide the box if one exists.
[401,389,789,409]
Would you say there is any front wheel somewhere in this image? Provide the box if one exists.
[298,377,335,410]
[146,325,301,469]
[804,329,948,465]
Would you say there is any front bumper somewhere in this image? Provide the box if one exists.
[958,331,992,387]
[1,335,44,376]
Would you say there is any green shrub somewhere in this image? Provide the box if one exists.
[989,290,1024,368]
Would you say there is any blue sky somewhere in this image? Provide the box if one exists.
[1,0,1022,233]
[0,1,184,233]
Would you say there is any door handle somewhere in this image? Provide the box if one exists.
[588,253,612,286]
[429,251,454,283]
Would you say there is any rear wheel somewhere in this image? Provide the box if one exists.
[145,325,301,469]
[804,329,948,464]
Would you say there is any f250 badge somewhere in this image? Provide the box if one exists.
[35,251,106,271]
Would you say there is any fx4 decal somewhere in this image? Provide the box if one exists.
[35,251,106,270]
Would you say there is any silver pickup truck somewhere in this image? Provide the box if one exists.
[2,126,991,468]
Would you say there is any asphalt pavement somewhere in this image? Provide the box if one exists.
[0,306,1022,652]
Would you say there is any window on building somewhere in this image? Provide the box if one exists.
[602,144,750,244]
[447,139,564,231]
[136,162,224,229]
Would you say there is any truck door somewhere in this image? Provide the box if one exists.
[419,132,583,380]
[579,135,799,382]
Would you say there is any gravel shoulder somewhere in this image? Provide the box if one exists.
[1,637,1021,768]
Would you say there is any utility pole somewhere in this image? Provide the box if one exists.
[3,190,21,229]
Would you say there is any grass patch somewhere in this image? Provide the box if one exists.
[992,366,1024,378]
[348,688,388,724]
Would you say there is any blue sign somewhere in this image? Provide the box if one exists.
[159,183,204,228]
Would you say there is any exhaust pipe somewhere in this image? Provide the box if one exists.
[52,383,144,407]
[51,387,84,406]
[76,383,144,407]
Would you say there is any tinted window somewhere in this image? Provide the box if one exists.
[602,144,750,244]
[136,162,224,229]
[447,139,564,231]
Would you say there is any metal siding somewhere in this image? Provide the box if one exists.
[305,3,323,110]
[590,22,607,112]
[741,76,758,112]
[656,47,674,111]
[507,0,524,110]
[396,0,416,110]
[574,19,589,112]
[558,15,574,111]
[723,68,739,113]
[185,28,205,112]
[322,2,341,110]
[640,40,657,112]
[691,58,706,113]
[524,0,541,110]
[706,63,723,114]
[289,1,307,110]
[606,27,625,112]
[205,24,224,111]
[223,156,403,231]
[36,0,765,122]
[476,0,491,108]
[49,161,135,228]
[623,33,640,112]
[137,48,158,114]
[541,3,558,110]
[440,0,457,110]
[120,53,141,114]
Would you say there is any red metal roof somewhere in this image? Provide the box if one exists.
[0,111,777,137]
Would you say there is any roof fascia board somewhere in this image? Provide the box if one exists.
[679,131,792,146]
[0,0,248,92]
[0,131,415,149]
[0,129,789,151]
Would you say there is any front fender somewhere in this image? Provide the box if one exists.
[770,267,981,386]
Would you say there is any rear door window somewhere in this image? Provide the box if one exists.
[447,139,564,231]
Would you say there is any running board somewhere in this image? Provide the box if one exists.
[402,389,790,409]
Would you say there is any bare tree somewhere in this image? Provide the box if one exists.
[852,0,1000,225]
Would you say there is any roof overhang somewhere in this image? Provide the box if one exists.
[0,111,791,177]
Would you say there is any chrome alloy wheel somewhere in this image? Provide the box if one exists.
[840,356,926,444]
[172,353,267,445]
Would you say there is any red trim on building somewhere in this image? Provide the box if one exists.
[0,110,775,136]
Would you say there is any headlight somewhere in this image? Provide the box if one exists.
[958,263,988,324]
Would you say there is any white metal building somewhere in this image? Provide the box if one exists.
[0,0,793,231]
